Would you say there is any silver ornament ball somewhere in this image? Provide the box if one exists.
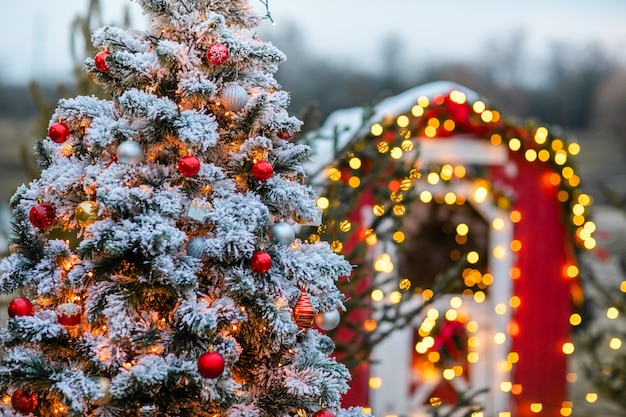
[140,404,157,417]
[315,309,341,331]
[186,237,206,259]
[116,140,143,165]
[221,84,248,112]
[269,222,296,245]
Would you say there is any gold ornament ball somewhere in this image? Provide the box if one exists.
[94,377,112,405]
[75,201,100,227]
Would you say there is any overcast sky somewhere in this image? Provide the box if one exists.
[1,0,625,85]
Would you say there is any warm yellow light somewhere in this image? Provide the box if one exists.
[369,377,382,389]
[389,291,402,304]
[467,352,479,363]
[482,273,494,285]
[560,406,573,416]
[426,308,439,320]
[402,139,414,151]
[494,332,506,344]
[508,138,521,151]
[364,319,377,332]
[374,253,394,273]
[373,204,385,217]
[466,321,478,333]
[422,289,434,301]
[378,142,389,153]
[473,291,486,303]
[495,303,507,315]
[348,176,361,188]
[412,105,424,117]
[397,115,410,128]
[474,186,488,203]
[525,149,537,162]
[510,240,522,252]
[510,210,522,223]
[362,408,372,415]
[430,397,442,407]
[472,101,486,113]
[398,278,411,290]
[417,96,430,107]
[449,90,467,104]
[499,413,512,417]
[621,281,626,293]
[562,342,575,355]
[569,313,582,326]
[420,190,433,203]
[530,403,543,413]
[365,230,378,245]
[538,149,551,162]
[562,166,574,179]
[583,220,596,231]
[585,393,598,403]
[445,309,458,321]
[508,352,520,363]
[493,246,506,259]
[422,336,435,349]
[609,337,622,350]
[583,238,596,249]
[534,127,548,144]
[444,192,456,205]
[456,223,469,236]
[424,126,437,137]
[371,289,384,302]
[572,203,585,216]
[390,147,403,159]
[443,119,456,131]
[500,382,512,392]
[450,296,463,309]
[568,142,581,155]
[467,251,480,264]
[442,368,455,380]
[481,110,493,122]
[427,351,441,363]
[453,365,464,376]
[328,167,342,181]
[427,172,440,185]
[371,123,384,136]
[566,265,579,278]
[316,197,330,209]
[393,231,405,243]
[349,157,362,170]
[468,336,479,349]
[607,307,619,319]
[554,150,567,165]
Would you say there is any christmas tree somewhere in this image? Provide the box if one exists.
[0,1,366,416]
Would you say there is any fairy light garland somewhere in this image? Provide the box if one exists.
[313,88,596,416]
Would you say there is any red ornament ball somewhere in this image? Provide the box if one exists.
[11,389,38,414]
[312,410,335,417]
[207,43,229,65]
[251,161,273,181]
[94,51,111,72]
[48,122,70,144]
[250,251,272,273]
[197,351,225,379]
[8,297,34,318]
[29,203,56,229]
[277,131,293,140]
[178,155,201,177]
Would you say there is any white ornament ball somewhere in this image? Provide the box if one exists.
[269,222,295,245]
[186,237,206,259]
[95,377,112,405]
[315,309,341,331]
[116,140,142,165]
[221,84,248,112]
